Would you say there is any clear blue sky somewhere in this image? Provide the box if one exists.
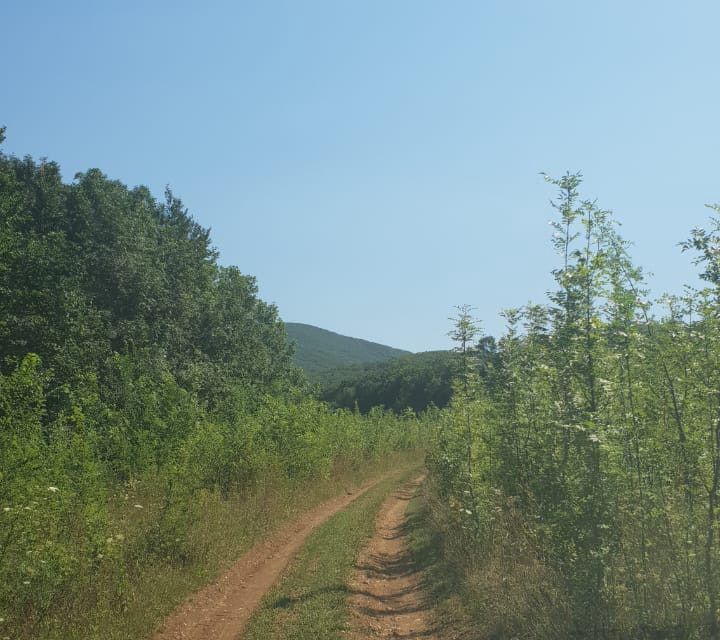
[2,1,718,351]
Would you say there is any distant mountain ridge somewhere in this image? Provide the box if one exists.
[285,322,411,376]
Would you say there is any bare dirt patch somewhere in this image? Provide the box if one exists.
[347,476,441,639]
[152,475,387,640]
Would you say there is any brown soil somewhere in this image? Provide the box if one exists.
[347,476,441,639]
[152,475,387,640]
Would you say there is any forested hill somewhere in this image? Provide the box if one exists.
[285,322,410,376]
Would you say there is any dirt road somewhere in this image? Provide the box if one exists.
[152,476,386,640]
[347,476,440,639]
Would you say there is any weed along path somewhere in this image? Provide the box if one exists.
[152,474,391,640]
[347,475,440,639]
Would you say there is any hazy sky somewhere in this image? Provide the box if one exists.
[2,1,719,351]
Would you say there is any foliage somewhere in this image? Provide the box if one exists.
[317,349,483,414]
[428,175,720,638]
[0,148,295,405]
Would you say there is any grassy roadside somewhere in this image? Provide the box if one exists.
[242,466,422,640]
[406,482,569,640]
[404,484,475,640]
[29,450,424,640]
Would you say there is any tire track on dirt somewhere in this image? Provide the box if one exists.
[347,475,440,639]
[152,473,395,640]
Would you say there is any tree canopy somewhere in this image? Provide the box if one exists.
[0,146,296,410]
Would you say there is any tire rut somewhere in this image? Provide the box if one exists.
[152,474,390,640]
[347,476,441,639]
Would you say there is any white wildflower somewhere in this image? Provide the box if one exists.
[47,486,59,493]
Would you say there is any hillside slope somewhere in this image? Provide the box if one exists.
[286,322,410,376]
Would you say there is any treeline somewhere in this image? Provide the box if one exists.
[0,126,294,412]
[427,174,720,639]
[0,129,426,638]
[317,347,495,414]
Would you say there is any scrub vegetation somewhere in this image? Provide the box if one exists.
[426,173,720,639]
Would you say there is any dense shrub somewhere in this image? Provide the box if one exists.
[428,176,720,638]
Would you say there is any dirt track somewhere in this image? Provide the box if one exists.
[347,476,440,639]
[152,476,386,640]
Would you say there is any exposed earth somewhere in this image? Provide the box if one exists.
[347,476,440,639]
[153,476,383,640]
[153,474,439,640]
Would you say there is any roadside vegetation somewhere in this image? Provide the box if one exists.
[427,173,720,639]
[404,487,473,639]
[0,130,429,639]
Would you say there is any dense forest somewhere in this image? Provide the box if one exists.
[316,346,494,414]
[426,173,720,639]
[317,351,459,413]
[0,129,428,638]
